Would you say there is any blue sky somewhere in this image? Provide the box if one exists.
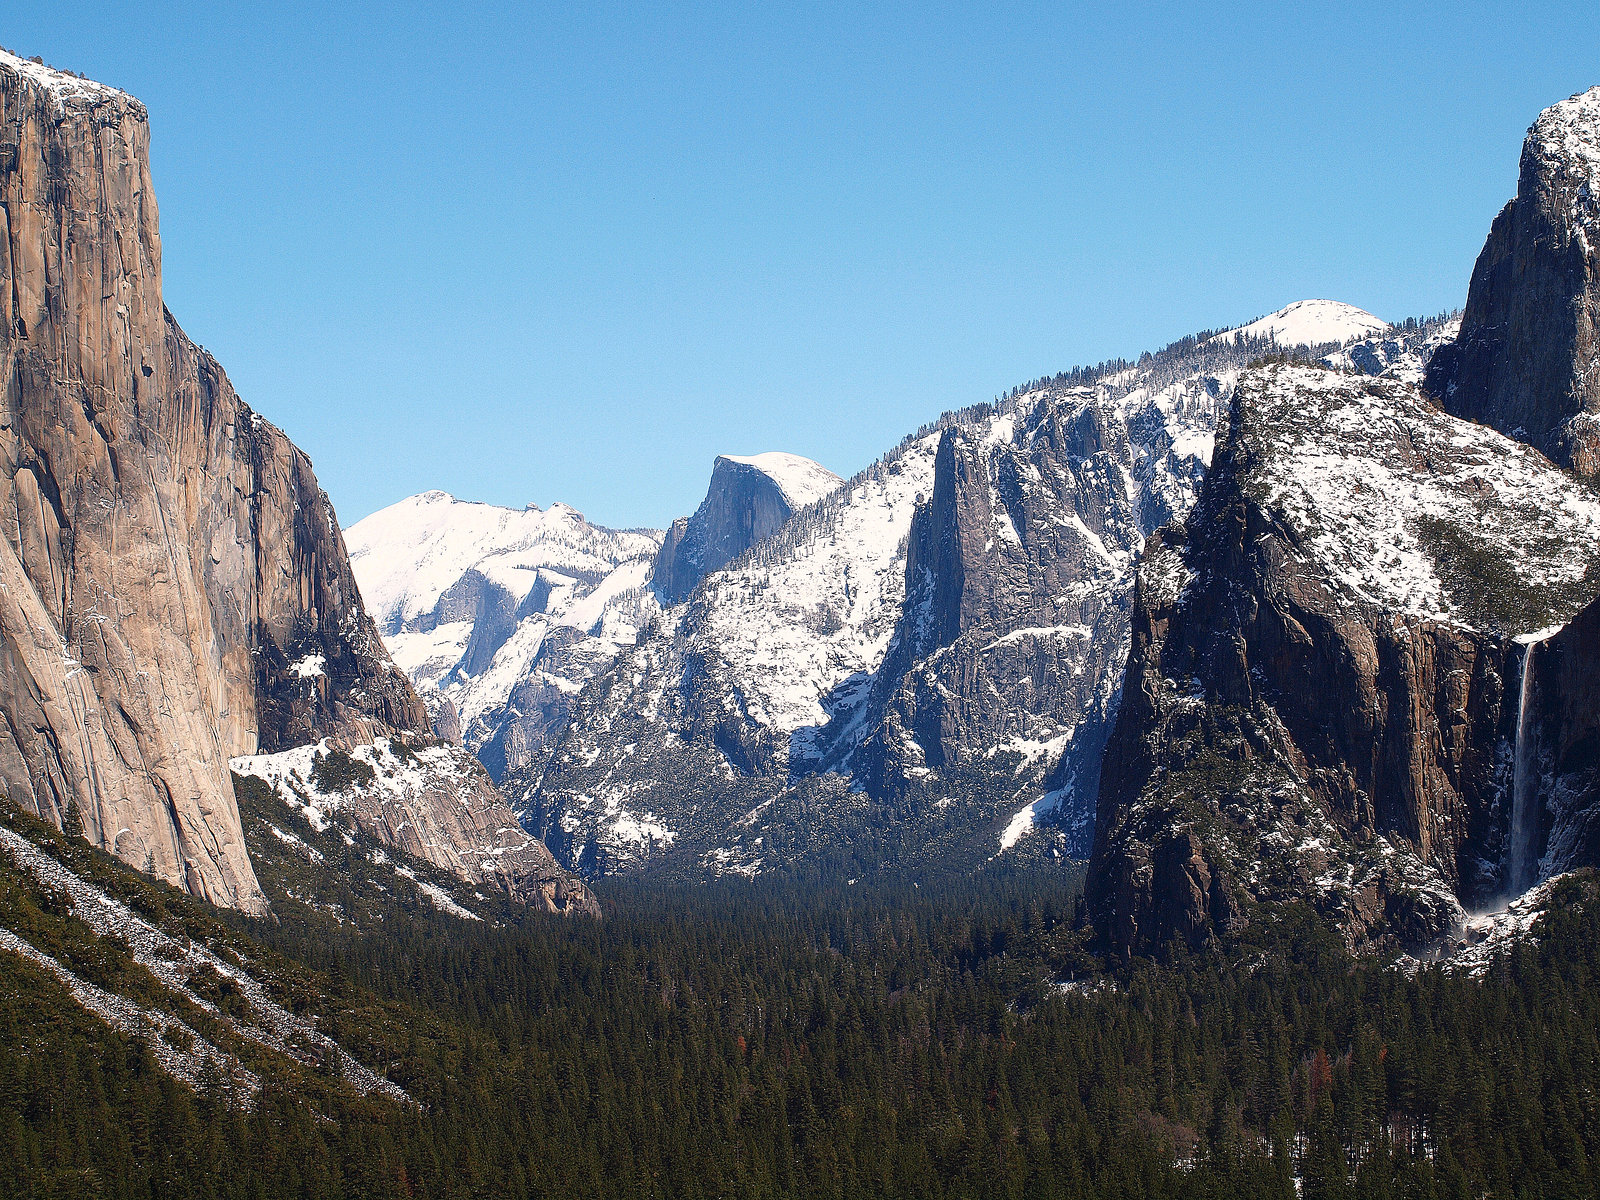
[10,3,1600,528]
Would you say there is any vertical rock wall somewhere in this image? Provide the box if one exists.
[1426,87,1600,476]
[0,52,425,910]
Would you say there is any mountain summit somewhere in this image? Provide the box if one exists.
[652,452,843,604]
[1215,299,1389,348]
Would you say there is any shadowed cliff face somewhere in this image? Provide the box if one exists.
[0,52,592,915]
[1088,365,1600,958]
[652,454,840,604]
[1517,597,1600,889]
[1425,86,1600,477]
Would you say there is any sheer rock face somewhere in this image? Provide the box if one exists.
[0,52,587,914]
[1425,87,1600,476]
[845,393,1188,838]
[652,454,841,605]
[1521,597,1600,886]
[1089,365,1600,957]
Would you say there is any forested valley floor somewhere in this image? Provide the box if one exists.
[3,802,1598,1200]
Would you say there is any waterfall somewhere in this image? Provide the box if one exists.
[1507,631,1556,897]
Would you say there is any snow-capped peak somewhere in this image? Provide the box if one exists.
[718,452,842,510]
[1528,85,1600,210]
[1218,299,1389,349]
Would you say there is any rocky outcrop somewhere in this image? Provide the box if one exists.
[231,737,598,915]
[1425,87,1600,476]
[1089,364,1600,957]
[651,453,841,604]
[844,384,1203,846]
[0,51,590,914]
[1518,597,1600,886]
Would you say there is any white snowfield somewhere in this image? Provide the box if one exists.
[348,490,660,633]
[1241,364,1600,626]
[346,491,663,764]
[719,452,843,510]
[1215,299,1390,348]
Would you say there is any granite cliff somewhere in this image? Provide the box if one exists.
[1426,87,1600,476]
[0,50,592,915]
[652,452,841,604]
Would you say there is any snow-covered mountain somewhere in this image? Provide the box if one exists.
[516,305,1455,880]
[1214,299,1389,348]
[346,492,663,779]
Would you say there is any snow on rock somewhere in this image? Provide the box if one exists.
[1216,299,1390,348]
[289,653,327,679]
[231,737,596,914]
[999,785,1072,850]
[0,823,407,1102]
[720,452,843,510]
[1239,363,1600,626]
[1528,86,1600,230]
[1412,874,1578,977]
[689,438,939,739]
[347,491,659,634]
[0,47,127,109]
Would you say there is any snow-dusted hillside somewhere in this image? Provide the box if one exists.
[521,306,1456,880]
[346,492,662,778]
[230,734,596,914]
[1243,367,1600,624]
[0,813,408,1103]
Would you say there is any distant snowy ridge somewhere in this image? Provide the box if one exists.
[1213,299,1389,348]
[348,490,659,633]
[346,491,662,778]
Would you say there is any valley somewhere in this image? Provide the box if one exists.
[4,35,1600,1200]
